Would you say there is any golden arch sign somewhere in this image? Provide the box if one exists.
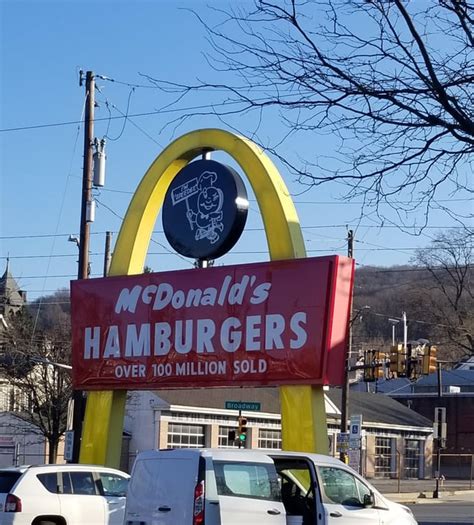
[73,128,353,466]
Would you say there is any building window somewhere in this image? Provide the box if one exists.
[218,426,239,448]
[375,437,393,478]
[258,429,281,450]
[404,439,421,478]
[167,423,204,448]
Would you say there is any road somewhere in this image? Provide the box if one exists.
[407,496,474,525]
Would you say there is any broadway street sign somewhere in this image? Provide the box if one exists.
[225,401,261,411]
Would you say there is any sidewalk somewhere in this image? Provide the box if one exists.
[371,478,474,503]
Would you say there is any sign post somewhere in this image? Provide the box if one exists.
[433,406,447,498]
[349,414,363,473]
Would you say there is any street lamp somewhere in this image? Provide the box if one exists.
[68,235,80,248]
[388,318,400,346]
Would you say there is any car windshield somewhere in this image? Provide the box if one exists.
[0,472,22,493]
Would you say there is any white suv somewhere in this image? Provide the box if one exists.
[0,464,129,525]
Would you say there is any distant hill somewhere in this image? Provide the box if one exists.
[352,264,473,361]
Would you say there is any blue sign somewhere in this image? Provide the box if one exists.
[162,159,248,260]
[225,401,261,411]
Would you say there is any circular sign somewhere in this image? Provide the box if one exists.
[162,159,248,260]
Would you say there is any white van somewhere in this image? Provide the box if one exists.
[124,449,417,525]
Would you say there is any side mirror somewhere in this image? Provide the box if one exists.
[363,493,375,507]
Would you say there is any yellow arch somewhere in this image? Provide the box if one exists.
[79,128,328,466]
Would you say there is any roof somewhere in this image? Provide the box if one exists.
[138,448,344,468]
[353,369,474,395]
[0,263,25,310]
[326,389,432,428]
[416,370,474,387]
[151,386,432,429]
[353,378,412,395]
[153,387,281,413]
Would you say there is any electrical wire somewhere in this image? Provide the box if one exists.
[30,93,86,340]
[94,198,193,266]
[369,311,470,332]
[1,222,470,241]
[0,98,252,133]
[97,186,472,206]
[104,88,134,142]
[2,243,471,260]
[101,96,163,148]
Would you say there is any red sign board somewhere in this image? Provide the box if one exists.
[71,256,354,390]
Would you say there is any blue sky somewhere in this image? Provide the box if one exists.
[1,0,472,302]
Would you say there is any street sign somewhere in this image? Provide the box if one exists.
[349,414,362,439]
[71,256,354,391]
[349,414,363,449]
[434,407,447,448]
[336,432,350,452]
[348,449,361,473]
[64,430,74,462]
[225,401,261,411]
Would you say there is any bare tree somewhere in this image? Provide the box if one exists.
[144,0,473,226]
[0,301,72,463]
[413,229,473,358]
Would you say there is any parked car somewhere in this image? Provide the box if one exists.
[124,448,417,525]
[0,463,129,525]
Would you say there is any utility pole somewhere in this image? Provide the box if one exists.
[340,229,354,462]
[402,311,408,352]
[103,231,112,277]
[71,70,95,463]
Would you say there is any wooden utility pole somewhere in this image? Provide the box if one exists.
[340,229,354,462]
[104,231,112,277]
[71,70,95,463]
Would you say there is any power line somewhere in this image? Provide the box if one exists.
[1,223,470,241]
[2,243,471,260]
[0,98,252,133]
[0,233,106,240]
[13,262,474,281]
[369,311,470,332]
[98,186,472,205]
[356,264,474,273]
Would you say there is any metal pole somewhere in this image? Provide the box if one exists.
[71,70,95,463]
[433,361,443,498]
[402,311,407,352]
[392,324,395,346]
[340,229,354,463]
[397,450,401,493]
[238,408,242,449]
[470,454,473,490]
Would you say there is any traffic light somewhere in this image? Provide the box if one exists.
[238,416,248,443]
[406,343,416,378]
[423,345,437,375]
[363,350,376,382]
[389,344,406,377]
[375,351,387,379]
